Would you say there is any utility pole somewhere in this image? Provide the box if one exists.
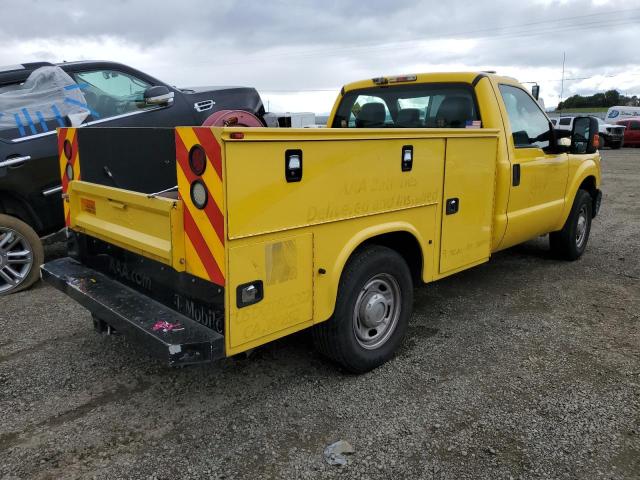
[559,51,566,111]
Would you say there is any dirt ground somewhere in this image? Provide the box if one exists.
[1,148,638,480]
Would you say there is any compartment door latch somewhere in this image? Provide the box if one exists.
[445,198,459,215]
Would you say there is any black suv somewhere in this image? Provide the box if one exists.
[0,61,264,295]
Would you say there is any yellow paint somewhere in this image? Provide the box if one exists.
[176,167,226,277]
[226,233,313,351]
[62,71,601,358]
[67,180,184,269]
[439,137,497,274]
[59,128,82,223]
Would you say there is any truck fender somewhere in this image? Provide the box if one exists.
[318,222,427,324]
[554,160,599,232]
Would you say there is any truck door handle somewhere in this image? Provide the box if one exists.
[285,149,302,182]
[0,155,31,168]
[445,198,459,215]
[512,164,521,186]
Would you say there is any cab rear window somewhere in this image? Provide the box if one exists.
[332,83,480,128]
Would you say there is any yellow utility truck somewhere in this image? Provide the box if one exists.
[41,72,602,372]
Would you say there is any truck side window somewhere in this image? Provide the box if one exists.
[71,70,151,119]
[332,84,479,129]
[559,117,571,126]
[499,84,551,149]
[631,121,640,130]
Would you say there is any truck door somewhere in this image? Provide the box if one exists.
[497,84,569,247]
[439,137,497,274]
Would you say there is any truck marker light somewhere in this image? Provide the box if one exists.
[190,180,208,209]
[65,162,74,181]
[372,77,389,85]
[63,139,73,160]
[230,132,244,139]
[189,144,206,176]
[593,133,600,148]
[388,75,417,83]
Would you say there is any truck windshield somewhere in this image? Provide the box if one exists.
[332,84,480,128]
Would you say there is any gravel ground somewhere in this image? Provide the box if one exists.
[1,149,639,480]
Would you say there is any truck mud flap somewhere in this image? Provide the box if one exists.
[41,257,224,367]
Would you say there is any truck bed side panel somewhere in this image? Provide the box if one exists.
[224,137,445,239]
[223,133,446,351]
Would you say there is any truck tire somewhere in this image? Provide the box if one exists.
[312,245,413,373]
[549,190,592,261]
[0,214,44,295]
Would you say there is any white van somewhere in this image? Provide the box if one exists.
[606,106,640,122]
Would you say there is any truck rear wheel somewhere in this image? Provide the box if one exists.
[0,214,44,295]
[549,190,593,261]
[312,245,413,373]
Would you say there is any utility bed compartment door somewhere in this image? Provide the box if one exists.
[439,137,497,274]
[227,233,314,351]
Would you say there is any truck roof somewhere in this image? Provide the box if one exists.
[341,72,519,93]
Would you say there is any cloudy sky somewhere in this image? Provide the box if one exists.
[1,0,639,113]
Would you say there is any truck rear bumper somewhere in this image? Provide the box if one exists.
[41,257,225,367]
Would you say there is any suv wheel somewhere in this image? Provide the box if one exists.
[0,214,44,295]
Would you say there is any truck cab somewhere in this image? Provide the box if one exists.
[41,72,602,372]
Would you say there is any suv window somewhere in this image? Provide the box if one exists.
[499,84,552,149]
[71,70,151,119]
[0,66,90,141]
[559,117,572,126]
[332,84,480,128]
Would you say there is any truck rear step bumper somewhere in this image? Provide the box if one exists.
[41,257,225,367]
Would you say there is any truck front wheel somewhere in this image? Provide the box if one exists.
[312,245,413,373]
[0,214,44,295]
[549,190,593,261]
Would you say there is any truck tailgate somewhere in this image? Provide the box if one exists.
[67,180,184,268]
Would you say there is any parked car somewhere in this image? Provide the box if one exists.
[615,117,640,147]
[554,115,624,149]
[0,61,265,295]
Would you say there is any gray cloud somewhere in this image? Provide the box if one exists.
[2,0,639,109]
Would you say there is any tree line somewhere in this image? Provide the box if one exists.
[557,90,640,110]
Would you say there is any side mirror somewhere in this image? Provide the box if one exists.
[144,86,174,106]
[571,116,599,154]
[531,85,540,100]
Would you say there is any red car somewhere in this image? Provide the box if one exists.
[616,117,640,146]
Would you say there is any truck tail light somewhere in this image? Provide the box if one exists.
[189,145,206,176]
[63,139,72,160]
[65,162,74,180]
[190,180,208,209]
